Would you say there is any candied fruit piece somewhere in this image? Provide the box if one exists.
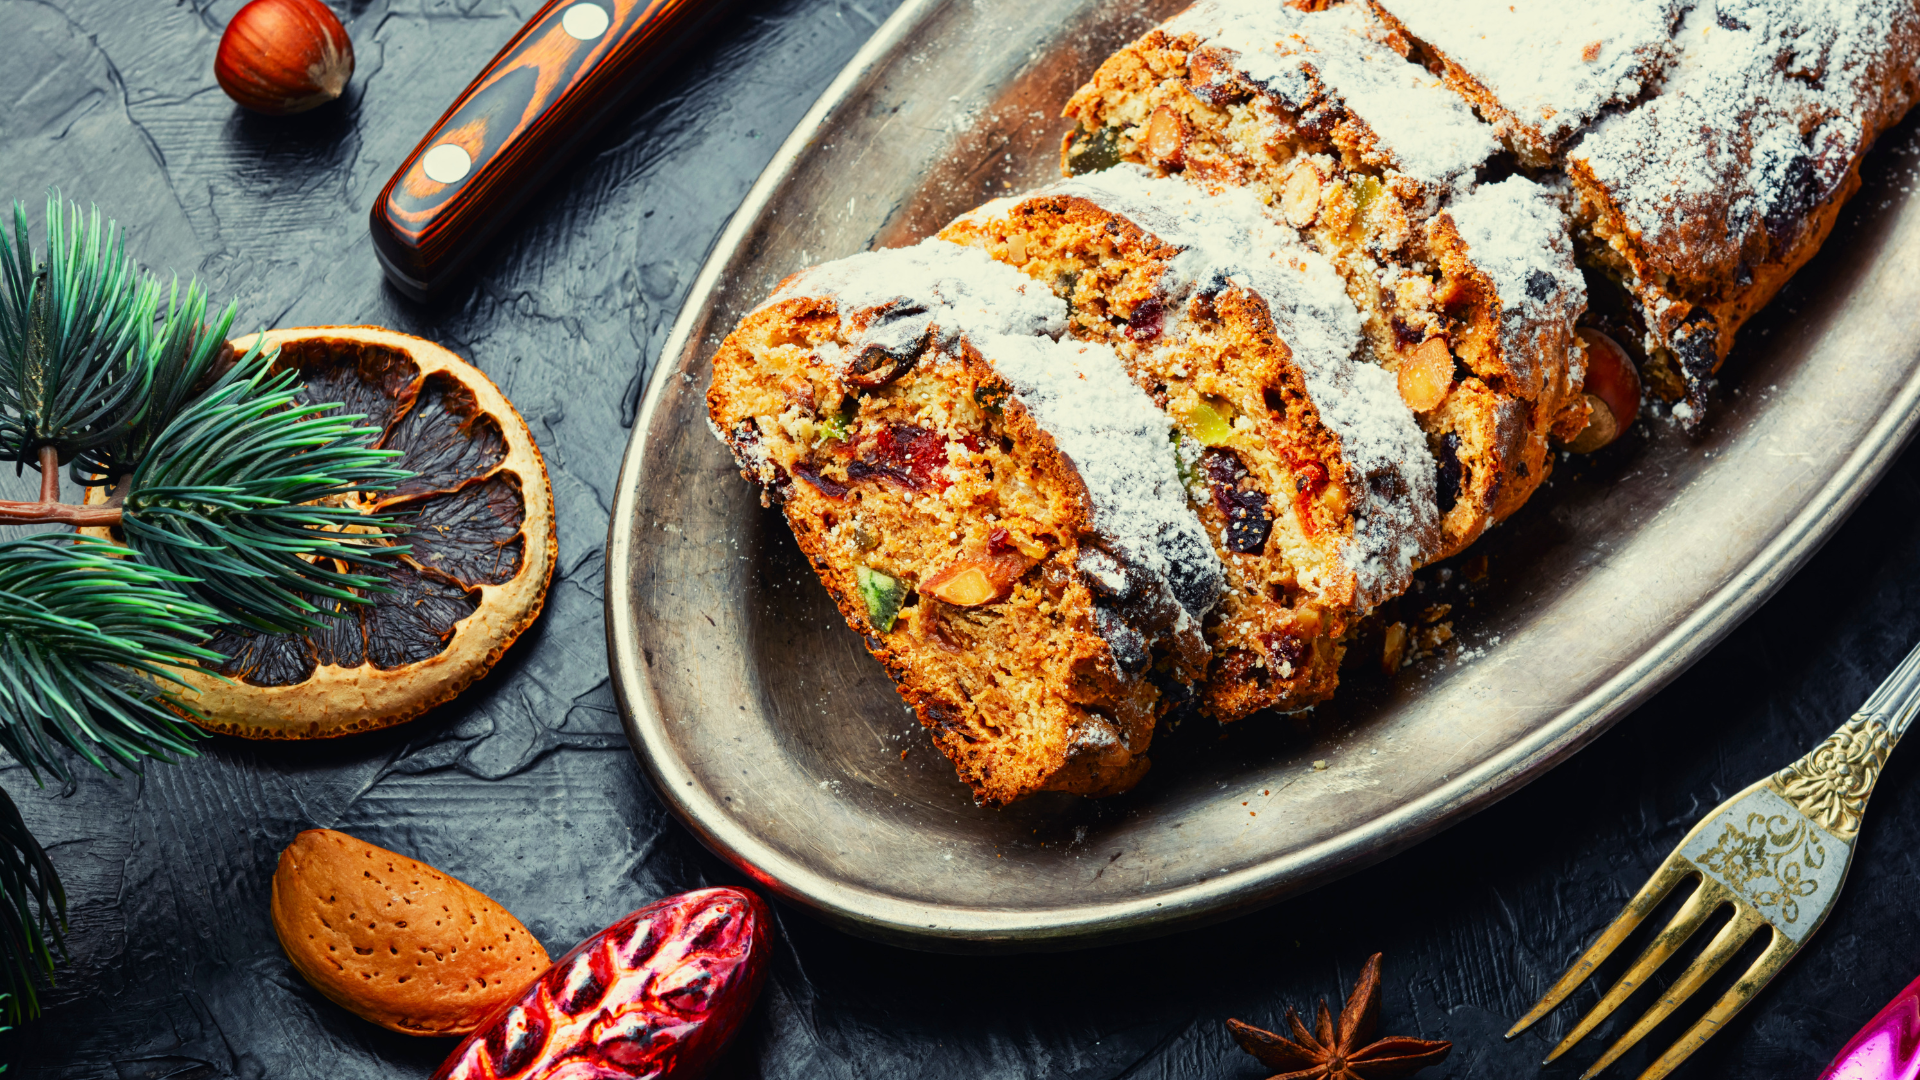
[1065,123,1123,175]
[856,566,905,632]
[1397,337,1454,413]
[1182,398,1236,447]
[927,566,999,606]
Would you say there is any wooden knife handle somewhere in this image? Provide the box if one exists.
[371,0,731,300]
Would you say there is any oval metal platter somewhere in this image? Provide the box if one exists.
[605,0,1920,951]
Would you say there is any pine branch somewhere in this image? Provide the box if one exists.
[0,196,156,466]
[0,786,63,1024]
[72,276,238,485]
[122,342,411,633]
[0,535,221,782]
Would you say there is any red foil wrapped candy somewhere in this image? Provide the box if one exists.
[433,887,771,1080]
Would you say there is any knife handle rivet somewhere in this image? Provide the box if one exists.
[423,143,473,184]
[562,3,611,40]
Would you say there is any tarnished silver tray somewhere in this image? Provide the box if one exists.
[604,0,1920,950]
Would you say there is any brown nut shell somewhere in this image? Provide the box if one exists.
[1564,328,1643,453]
[271,828,550,1036]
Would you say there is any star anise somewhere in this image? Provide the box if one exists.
[1228,953,1452,1080]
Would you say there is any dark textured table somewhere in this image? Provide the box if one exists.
[5,1,1920,1078]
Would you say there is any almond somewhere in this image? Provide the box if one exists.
[1397,337,1454,413]
[1143,106,1186,167]
[1281,163,1323,227]
[270,829,549,1036]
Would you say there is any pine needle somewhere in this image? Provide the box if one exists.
[0,195,156,468]
[0,787,62,1025]
[123,337,412,633]
[0,535,221,782]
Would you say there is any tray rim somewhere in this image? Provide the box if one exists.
[602,0,1920,951]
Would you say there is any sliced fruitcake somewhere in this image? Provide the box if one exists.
[1566,0,1920,424]
[1059,0,1588,557]
[939,166,1438,721]
[1377,0,1920,425]
[706,239,1224,804]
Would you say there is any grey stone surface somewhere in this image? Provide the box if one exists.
[4,1,1920,1077]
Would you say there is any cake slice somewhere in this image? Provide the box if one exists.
[1060,0,1588,558]
[1566,0,1920,423]
[940,167,1438,721]
[706,240,1224,804]
[1378,0,1920,424]
[1367,0,1687,168]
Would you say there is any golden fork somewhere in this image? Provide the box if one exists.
[1506,639,1920,1080]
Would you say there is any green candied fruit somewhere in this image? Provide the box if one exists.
[1349,176,1384,215]
[1181,399,1236,447]
[1054,269,1082,320]
[815,410,852,445]
[1170,427,1196,486]
[1065,123,1123,176]
[856,566,906,632]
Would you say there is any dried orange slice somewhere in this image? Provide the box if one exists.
[91,326,555,739]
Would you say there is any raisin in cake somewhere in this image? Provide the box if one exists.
[706,240,1224,804]
[940,167,1437,720]
[1060,0,1589,557]
[1377,0,1920,424]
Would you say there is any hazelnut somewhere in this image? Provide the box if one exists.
[1564,328,1642,452]
[215,0,354,116]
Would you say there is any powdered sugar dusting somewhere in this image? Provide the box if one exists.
[1572,0,1920,281]
[1445,176,1587,392]
[1376,0,1684,156]
[763,239,1065,367]
[1168,0,1495,195]
[1011,165,1438,604]
[987,332,1226,624]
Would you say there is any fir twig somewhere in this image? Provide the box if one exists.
[0,535,220,782]
[0,193,420,1026]
[0,787,63,1024]
[0,196,155,467]
[73,276,238,485]
[123,341,411,633]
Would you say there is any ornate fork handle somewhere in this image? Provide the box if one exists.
[1775,640,1920,841]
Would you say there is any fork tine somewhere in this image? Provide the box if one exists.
[1629,927,1793,1080]
[1578,906,1771,1080]
[1507,860,1695,1038]
[1541,876,1728,1064]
